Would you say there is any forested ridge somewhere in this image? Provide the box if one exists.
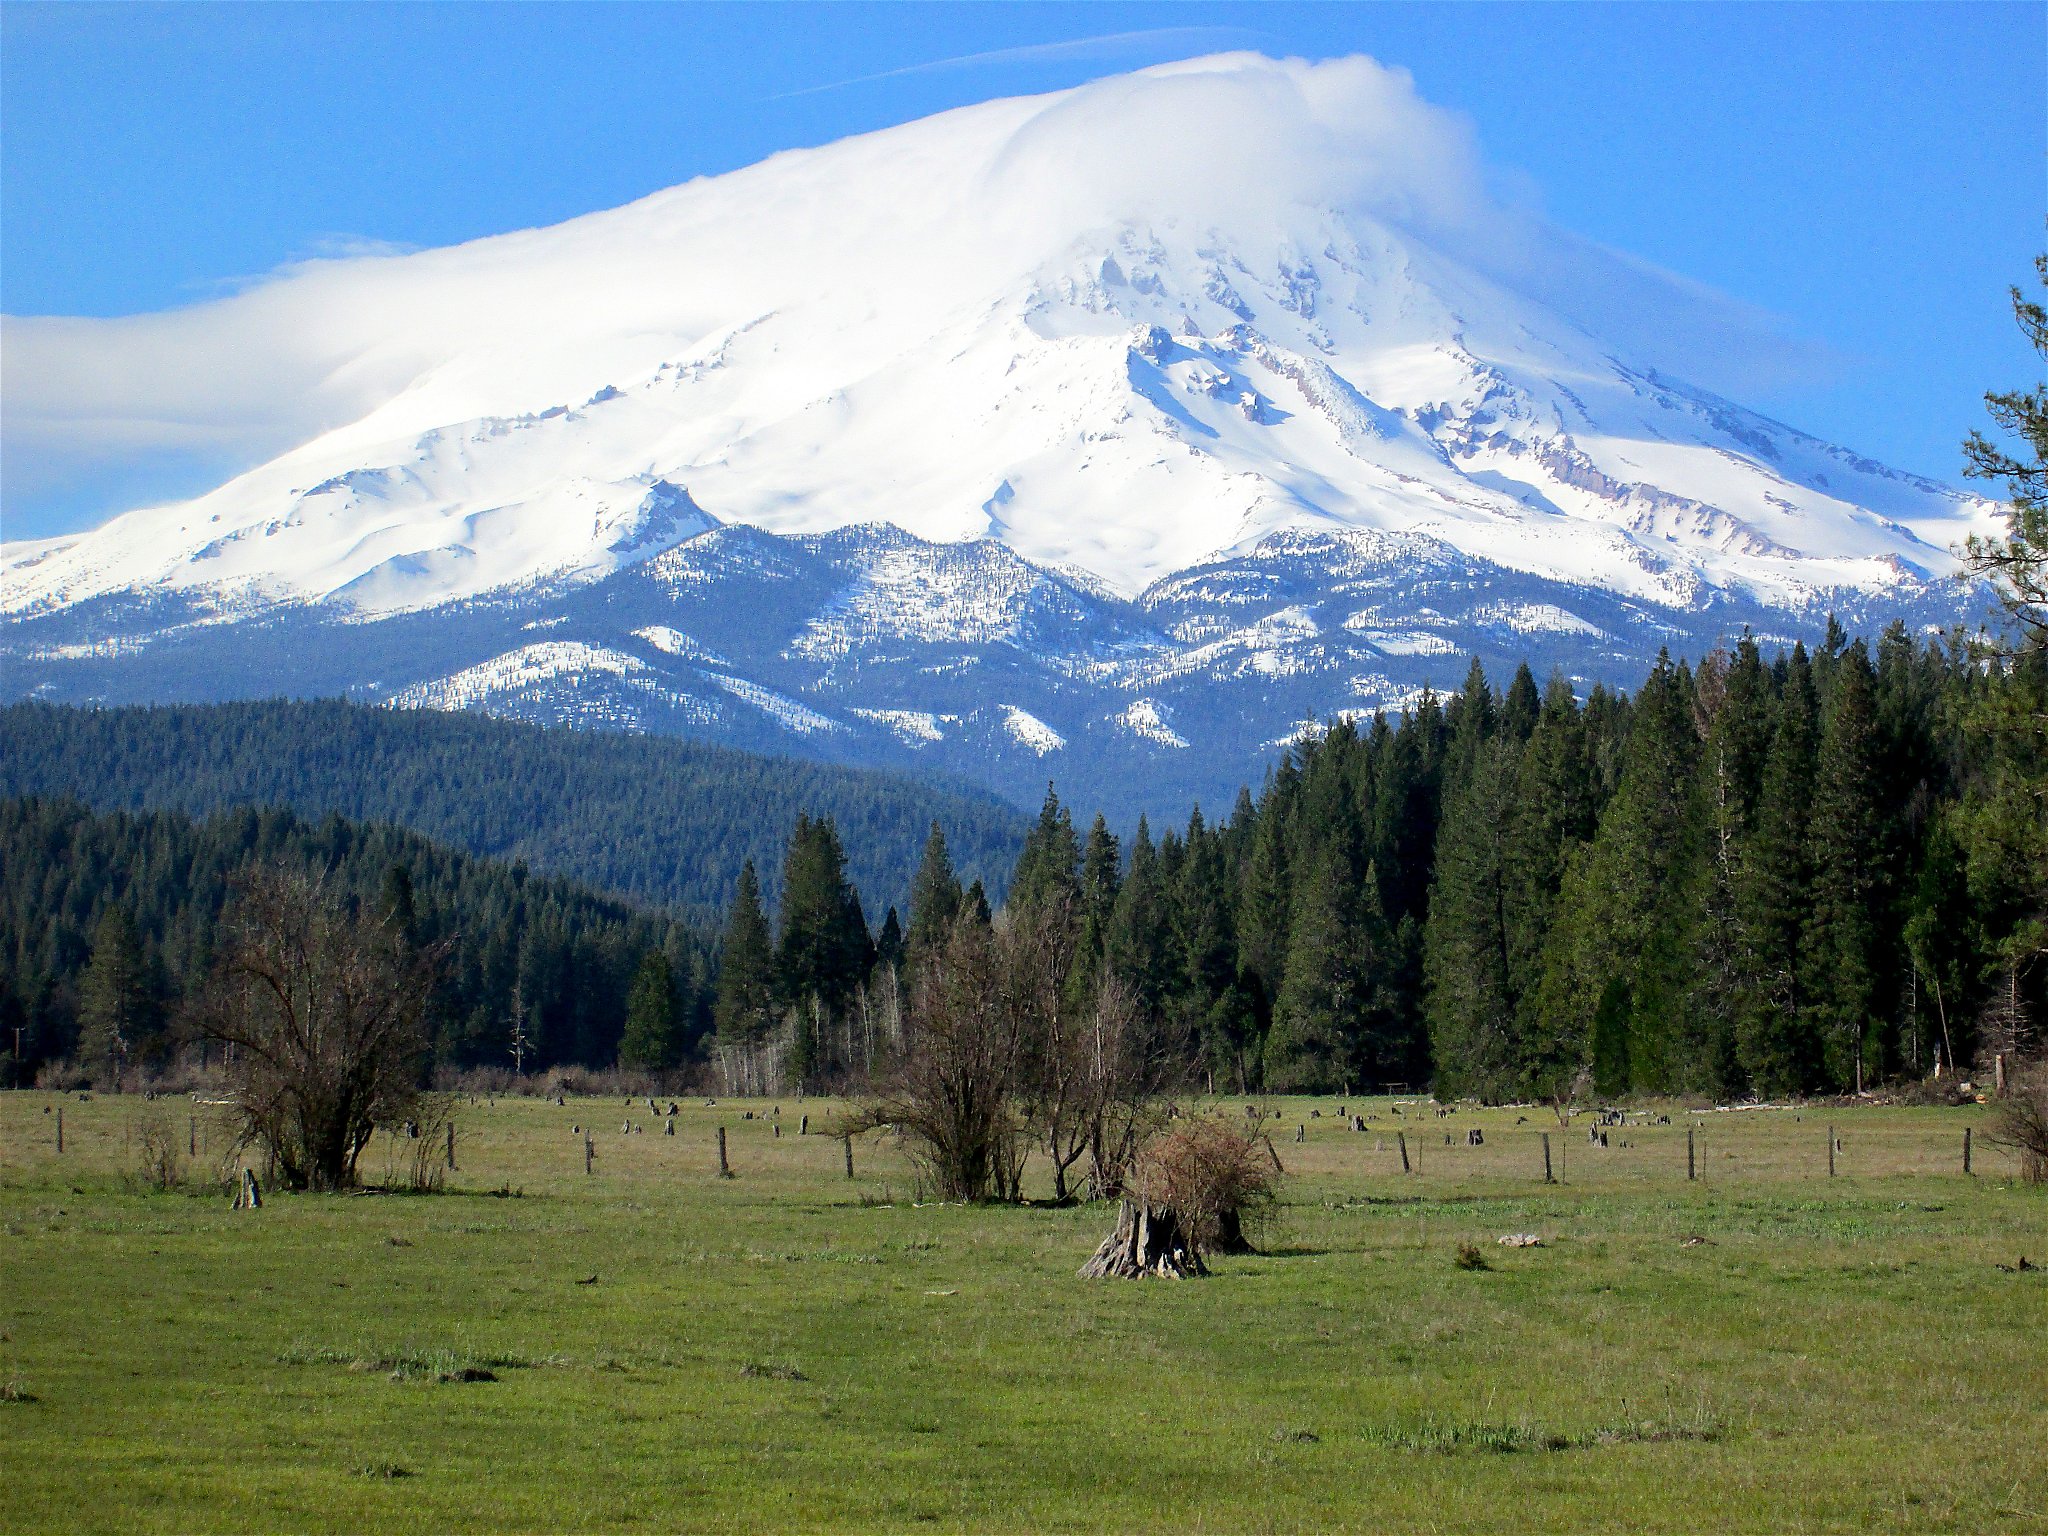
[0,698,1025,914]
[7,623,2043,1100]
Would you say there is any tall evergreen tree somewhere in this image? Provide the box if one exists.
[617,950,681,1071]
[776,815,870,1082]
[1008,785,1081,917]
[1531,653,1700,1094]
[1734,645,1823,1093]
[1803,641,1888,1088]
[874,907,905,975]
[904,822,963,975]
[1424,732,1521,1099]
[77,906,150,1085]
[713,860,777,1048]
[1104,819,1171,1025]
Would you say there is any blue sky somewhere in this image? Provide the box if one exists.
[2,1,2041,538]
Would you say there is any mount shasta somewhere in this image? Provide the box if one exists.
[1,54,2000,819]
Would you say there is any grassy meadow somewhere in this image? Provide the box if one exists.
[1,1089,2044,1533]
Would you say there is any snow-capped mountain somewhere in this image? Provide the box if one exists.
[1,54,2000,819]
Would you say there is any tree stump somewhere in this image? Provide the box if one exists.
[1210,1206,1257,1256]
[1079,1199,1207,1279]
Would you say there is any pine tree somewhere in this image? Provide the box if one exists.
[1234,781,1291,1022]
[1499,661,1541,744]
[1678,637,1772,1093]
[776,816,869,1014]
[776,815,869,1083]
[874,907,905,974]
[1529,653,1700,1094]
[1075,814,1122,974]
[1170,808,1242,1086]
[617,950,680,1070]
[1734,645,1823,1094]
[1503,673,1592,1028]
[1962,253,2048,649]
[1008,784,1081,917]
[1104,819,1170,1024]
[77,906,150,1087]
[1266,842,1395,1092]
[1803,641,1887,1089]
[1424,734,1520,1099]
[904,822,963,975]
[714,861,777,1048]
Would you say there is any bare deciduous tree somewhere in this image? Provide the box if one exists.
[849,915,1030,1202]
[1986,1061,2048,1183]
[190,866,442,1191]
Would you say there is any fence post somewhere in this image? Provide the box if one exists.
[1963,1125,1973,1176]
[584,1136,594,1176]
[1397,1130,1410,1174]
[55,1107,63,1155]
[1687,1126,1696,1182]
[717,1126,733,1179]
[190,1117,197,1158]
[844,1135,855,1180]
[800,1113,809,1136]
[1542,1132,1554,1184]
[447,1122,456,1172]
[1828,1125,1836,1179]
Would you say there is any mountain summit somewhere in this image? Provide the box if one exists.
[1,54,1999,816]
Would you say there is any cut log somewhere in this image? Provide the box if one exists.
[1079,1198,1207,1279]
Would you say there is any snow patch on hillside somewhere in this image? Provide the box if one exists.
[1002,705,1066,755]
[1116,697,1190,749]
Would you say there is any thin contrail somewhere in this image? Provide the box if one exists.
[767,27,1267,101]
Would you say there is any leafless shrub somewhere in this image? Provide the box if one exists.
[129,1106,184,1192]
[380,1093,457,1192]
[1985,1062,2048,1183]
[187,866,445,1192]
[848,915,1030,1203]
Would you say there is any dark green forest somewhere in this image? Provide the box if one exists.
[752,623,2042,1102]
[0,796,715,1085]
[0,698,1025,914]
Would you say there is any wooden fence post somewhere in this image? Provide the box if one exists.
[1397,1130,1410,1174]
[189,1117,197,1158]
[55,1107,62,1155]
[1687,1127,1696,1182]
[717,1126,733,1179]
[584,1136,594,1176]
[446,1122,456,1171]
[1963,1125,1973,1176]
[844,1135,855,1180]
[1828,1125,1836,1179]
[800,1113,809,1136]
[1542,1133,1554,1184]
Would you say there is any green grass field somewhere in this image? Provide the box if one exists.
[2,1090,2044,1533]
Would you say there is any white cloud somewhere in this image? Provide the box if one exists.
[1,52,1826,538]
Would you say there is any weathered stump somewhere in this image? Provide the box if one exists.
[1079,1199,1207,1279]
[1210,1206,1257,1256]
